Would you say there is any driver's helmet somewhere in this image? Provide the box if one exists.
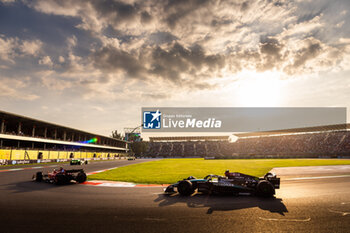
[225,170,230,176]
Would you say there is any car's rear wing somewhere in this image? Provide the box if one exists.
[260,172,280,189]
[268,177,280,189]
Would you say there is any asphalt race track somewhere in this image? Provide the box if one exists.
[1,161,350,233]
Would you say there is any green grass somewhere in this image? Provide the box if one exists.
[88,158,350,184]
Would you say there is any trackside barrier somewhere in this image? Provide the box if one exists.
[60,151,68,159]
[0,150,11,160]
[26,150,37,160]
[87,152,94,158]
[42,151,50,160]
[50,151,59,160]
[11,150,24,160]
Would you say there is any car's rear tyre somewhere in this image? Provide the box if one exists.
[177,180,195,196]
[54,174,68,185]
[257,180,275,197]
[35,172,43,182]
[76,172,87,183]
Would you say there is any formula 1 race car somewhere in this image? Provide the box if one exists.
[70,159,88,165]
[164,170,280,197]
[33,168,87,185]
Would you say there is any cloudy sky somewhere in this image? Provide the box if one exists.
[0,0,350,137]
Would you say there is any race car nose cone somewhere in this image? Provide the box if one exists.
[164,185,175,193]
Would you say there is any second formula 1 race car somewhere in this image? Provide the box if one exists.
[164,170,280,197]
[70,159,88,165]
[33,167,87,185]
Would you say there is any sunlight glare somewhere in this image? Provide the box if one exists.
[235,71,285,107]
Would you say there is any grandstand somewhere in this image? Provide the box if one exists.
[149,136,229,142]
[0,110,128,164]
[145,124,350,158]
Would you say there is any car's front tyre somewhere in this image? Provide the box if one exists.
[177,180,195,196]
[35,172,43,182]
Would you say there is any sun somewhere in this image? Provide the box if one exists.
[235,71,286,107]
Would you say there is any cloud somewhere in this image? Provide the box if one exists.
[58,56,65,63]
[41,77,72,91]
[148,31,178,45]
[0,36,17,62]
[90,40,225,92]
[0,0,16,3]
[30,0,145,34]
[282,38,332,75]
[29,0,82,17]
[140,10,152,24]
[19,40,42,56]
[280,14,323,39]
[141,92,170,99]
[339,38,350,44]
[4,0,349,99]
[92,45,146,79]
[292,41,321,68]
[37,70,75,92]
[256,37,284,71]
[0,35,42,63]
[162,0,212,28]
[39,56,53,66]
[0,76,39,100]
[149,42,225,82]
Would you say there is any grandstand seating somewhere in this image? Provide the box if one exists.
[0,110,128,163]
[145,130,350,158]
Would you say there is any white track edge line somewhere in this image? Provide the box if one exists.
[285,175,350,180]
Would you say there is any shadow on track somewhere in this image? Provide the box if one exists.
[2,180,75,193]
[154,193,288,215]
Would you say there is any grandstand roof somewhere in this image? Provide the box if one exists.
[0,133,126,151]
[234,123,350,138]
[149,136,229,142]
